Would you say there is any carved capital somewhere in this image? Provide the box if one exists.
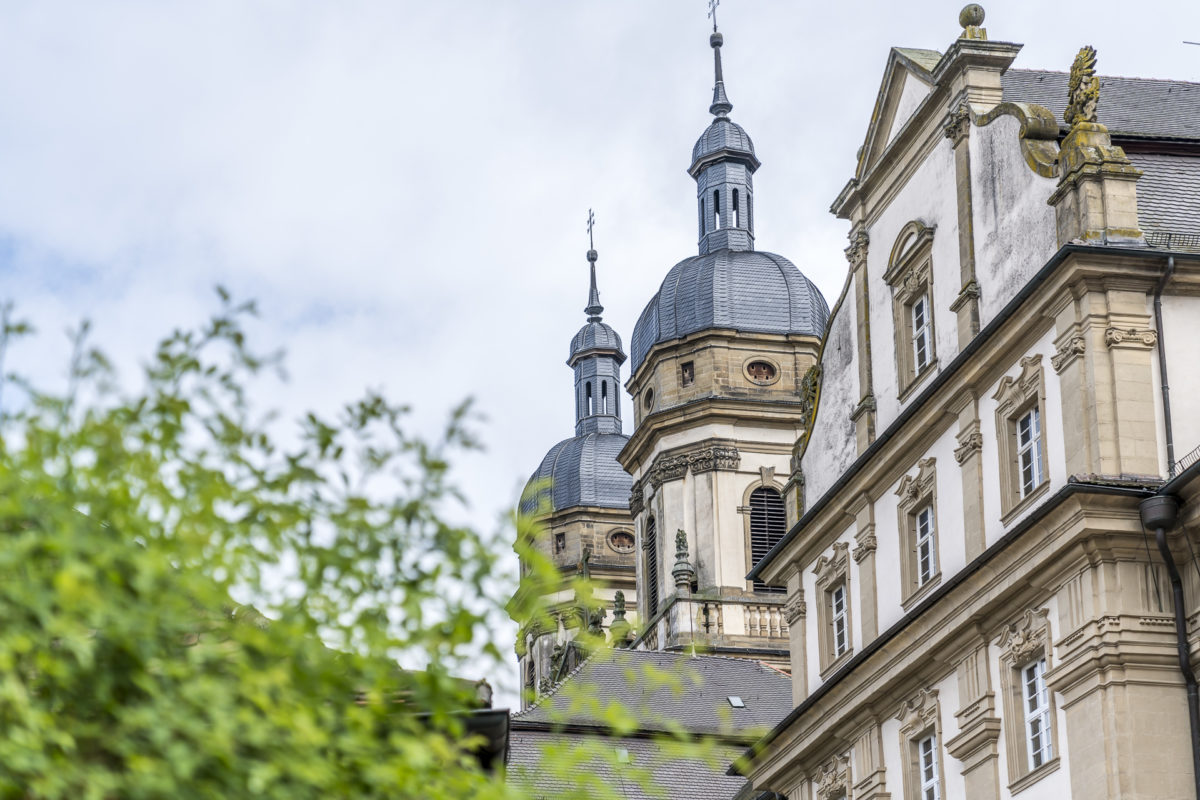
[1051,334,1086,372]
[629,481,644,516]
[1104,326,1157,349]
[844,229,870,270]
[852,533,878,563]
[943,103,972,144]
[954,428,984,465]
[784,590,807,625]
[949,279,981,313]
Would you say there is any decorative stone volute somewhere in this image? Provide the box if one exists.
[1047,46,1144,246]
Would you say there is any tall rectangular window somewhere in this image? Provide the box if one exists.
[645,516,659,618]
[918,735,940,800]
[1023,658,1053,770]
[831,584,848,658]
[1017,407,1043,497]
[912,294,931,372]
[916,505,936,586]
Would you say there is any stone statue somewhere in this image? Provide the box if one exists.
[1065,46,1099,126]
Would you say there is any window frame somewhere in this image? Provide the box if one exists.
[897,688,944,800]
[1022,657,1054,771]
[998,608,1060,791]
[993,355,1051,522]
[813,542,852,676]
[885,221,938,398]
[743,482,787,594]
[895,457,940,608]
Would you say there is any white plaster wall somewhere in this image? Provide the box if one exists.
[887,70,932,145]
[797,276,858,505]
[802,522,858,697]
[873,426,969,635]
[867,138,961,431]
[978,329,1066,548]
[1161,295,1200,470]
[970,115,1059,326]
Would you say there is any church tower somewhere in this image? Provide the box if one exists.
[513,226,637,706]
[619,25,829,666]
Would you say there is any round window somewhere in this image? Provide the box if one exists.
[746,360,778,384]
[608,530,635,553]
[643,388,655,410]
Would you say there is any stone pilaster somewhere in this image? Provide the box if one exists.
[784,564,808,706]
[945,637,1002,800]
[944,104,981,348]
[950,390,986,559]
[847,228,876,453]
[849,492,879,641]
[852,719,891,800]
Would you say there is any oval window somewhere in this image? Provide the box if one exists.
[746,360,777,382]
[643,388,655,410]
[609,530,635,553]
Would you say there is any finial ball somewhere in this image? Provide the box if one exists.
[959,4,985,28]
[710,31,723,49]
[586,249,598,263]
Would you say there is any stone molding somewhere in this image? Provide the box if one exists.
[896,457,937,503]
[949,279,981,313]
[943,103,972,144]
[850,393,876,422]
[992,355,1043,415]
[1104,326,1157,350]
[629,482,644,516]
[1050,334,1086,373]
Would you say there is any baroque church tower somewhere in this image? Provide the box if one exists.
[514,237,637,706]
[619,26,829,666]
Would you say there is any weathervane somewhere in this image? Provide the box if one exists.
[708,0,719,31]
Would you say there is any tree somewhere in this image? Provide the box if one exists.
[0,294,523,799]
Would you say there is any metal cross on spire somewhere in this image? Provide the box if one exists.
[585,209,603,322]
[708,0,719,31]
[587,208,595,251]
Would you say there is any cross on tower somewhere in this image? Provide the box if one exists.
[708,0,719,31]
[587,208,595,250]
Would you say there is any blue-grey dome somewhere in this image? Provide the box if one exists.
[630,249,830,375]
[692,118,755,165]
[568,321,624,365]
[520,433,632,515]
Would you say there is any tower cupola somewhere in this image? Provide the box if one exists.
[690,28,761,255]
[568,224,626,437]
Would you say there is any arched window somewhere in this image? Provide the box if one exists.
[713,189,721,230]
[749,487,787,593]
[732,189,740,228]
[700,197,707,236]
[601,381,608,414]
[646,516,659,617]
[585,382,593,415]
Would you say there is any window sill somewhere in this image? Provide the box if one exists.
[819,648,855,681]
[898,360,938,403]
[900,572,942,613]
[1000,479,1051,527]
[1008,757,1060,795]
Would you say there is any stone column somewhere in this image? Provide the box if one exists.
[945,636,1002,800]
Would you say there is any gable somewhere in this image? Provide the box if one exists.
[857,48,942,179]
[887,70,933,144]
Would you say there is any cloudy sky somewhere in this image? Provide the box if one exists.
[3,1,1198,700]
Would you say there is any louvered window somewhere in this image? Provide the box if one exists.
[645,516,659,618]
[749,487,786,593]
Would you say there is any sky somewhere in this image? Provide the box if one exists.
[3,1,1199,704]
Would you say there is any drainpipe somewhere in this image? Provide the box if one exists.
[1139,495,1200,798]
[1154,256,1177,475]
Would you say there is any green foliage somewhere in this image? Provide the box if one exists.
[0,293,522,799]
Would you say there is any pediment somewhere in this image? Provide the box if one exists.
[856,48,942,180]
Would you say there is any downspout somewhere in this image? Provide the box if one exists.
[1154,256,1177,475]
[1140,495,1200,798]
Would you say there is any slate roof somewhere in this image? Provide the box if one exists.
[569,320,624,364]
[894,47,942,74]
[512,649,792,738]
[1002,69,1200,140]
[631,249,830,375]
[508,731,751,800]
[520,432,632,515]
[693,117,756,164]
[1128,153,1200,237]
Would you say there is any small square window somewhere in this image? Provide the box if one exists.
[554,532,566,553]
[681,361,695,387]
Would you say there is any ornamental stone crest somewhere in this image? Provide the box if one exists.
[896,688,940,739]
[1051,335,1087,373]
[1064,46,1099,127]
[799,364,822,430]
[896,457,937,503]
[998,607,1051,665]
[814,753,852,800]
[992,354,1043,413]
[813,541,850,586]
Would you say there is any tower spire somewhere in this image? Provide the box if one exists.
[708,0,732,119]
[585,209,603,322]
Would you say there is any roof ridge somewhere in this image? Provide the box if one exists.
[1009,66,1200,88]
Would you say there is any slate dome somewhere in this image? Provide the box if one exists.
[520,433,632,516]
[569,320,624,364]
[692,117,755,164]
[630,249,830,375]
